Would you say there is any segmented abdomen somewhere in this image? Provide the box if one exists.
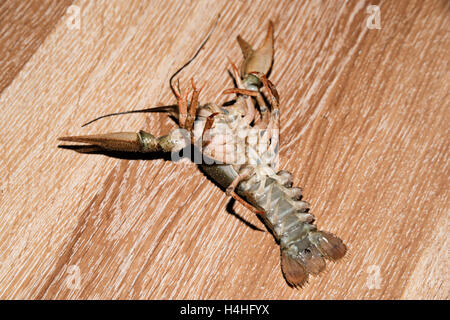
[242,175,313,243]
[201,163,347,288]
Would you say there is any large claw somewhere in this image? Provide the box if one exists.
[237,21,274,81]
[59,132,143,152]
[59,130,187,153]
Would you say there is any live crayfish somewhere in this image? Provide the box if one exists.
[59,20,347,288]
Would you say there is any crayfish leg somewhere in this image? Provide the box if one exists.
[228,190,265,215]
[172,80,190,129]
[222,88,258,96]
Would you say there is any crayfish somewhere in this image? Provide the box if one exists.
[59,20,347,288]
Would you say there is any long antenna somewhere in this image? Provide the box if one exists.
[81,106,175,127]
[169,14,220,96]
[81,14,220,128]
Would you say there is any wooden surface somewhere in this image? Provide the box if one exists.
[0,0,448,300]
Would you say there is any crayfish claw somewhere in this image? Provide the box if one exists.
[59,130,187,153]
[238,21,274,79]
[58,132,142,152]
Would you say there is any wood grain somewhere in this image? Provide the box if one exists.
[0,0,73,94]
[0,0,448,299]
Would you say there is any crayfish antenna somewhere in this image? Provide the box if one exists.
[81,105,178,128]
[237,21,274,79]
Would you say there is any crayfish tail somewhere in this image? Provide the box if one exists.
[281,249,309,288]
[280,230,346,288]
[309,231,347,261]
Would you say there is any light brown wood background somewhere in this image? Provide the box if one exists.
[0,0,448,300]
